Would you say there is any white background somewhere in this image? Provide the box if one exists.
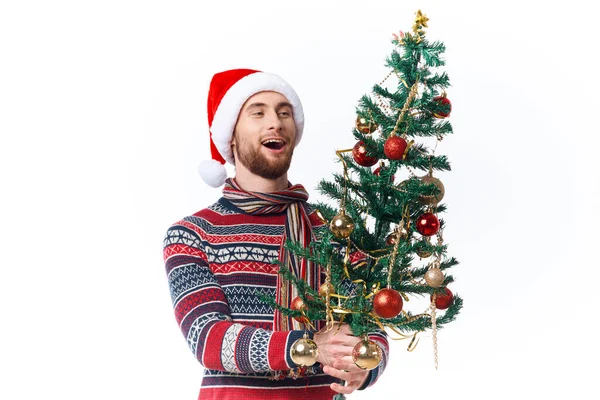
[1,1,599,399]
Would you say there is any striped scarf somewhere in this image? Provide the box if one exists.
[223,178,319,332]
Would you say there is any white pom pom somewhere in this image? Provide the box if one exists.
[198,159,227,187]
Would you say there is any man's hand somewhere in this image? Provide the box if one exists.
[323,359,369,394]
[313,322,370,395]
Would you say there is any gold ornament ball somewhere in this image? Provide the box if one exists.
[319,282,336,297]
[352,339,382,370]
[386,226,408,246]
[418,175,445,206]
[290,336,319,367]
[425,267,445,288]
[414,240,433,258]
[356,116,378,134]
[330,213,355,239]
[416,247,433,258]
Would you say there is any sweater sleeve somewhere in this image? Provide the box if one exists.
[163,221,311,373]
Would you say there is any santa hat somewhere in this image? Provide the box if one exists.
[198,68,305,187]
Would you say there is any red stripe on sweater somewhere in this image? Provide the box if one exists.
[164,243,208,262]
[203,322,233,370]
[181,215,284,246]
[174,288,227,325]
[202,233,283,245]
[211,261,279,274]
[267,331,290,370]
[179,219,207,239]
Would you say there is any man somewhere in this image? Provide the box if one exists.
[163,69,388,399]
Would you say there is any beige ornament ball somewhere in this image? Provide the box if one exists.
[425,267,445,288]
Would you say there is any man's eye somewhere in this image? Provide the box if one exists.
[279,111,290,117]
[253,111,264,116]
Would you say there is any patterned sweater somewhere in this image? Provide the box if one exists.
[163,197,389,400]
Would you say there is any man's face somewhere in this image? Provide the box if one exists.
[231,91,297,180]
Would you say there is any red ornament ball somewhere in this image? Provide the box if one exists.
[291,296,309,324]
[373,288,403,318]
[352,141,378,167]
[383,136,408,160]
[431,287,454,310]
[416,212,439,236]
[433,96,452,118]
[386,232,399,246]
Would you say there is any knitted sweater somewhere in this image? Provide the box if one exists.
[163,197,389,400]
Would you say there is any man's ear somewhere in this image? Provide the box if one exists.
[230,134,237,165]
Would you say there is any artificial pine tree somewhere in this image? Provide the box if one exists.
[263,10,463,381]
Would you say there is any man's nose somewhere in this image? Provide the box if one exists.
[266,110,284,130]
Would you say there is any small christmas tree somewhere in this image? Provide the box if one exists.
[264,10,462,378]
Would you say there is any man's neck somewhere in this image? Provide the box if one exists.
[233,169,290,192]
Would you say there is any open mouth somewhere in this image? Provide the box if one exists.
[262,139,285,150]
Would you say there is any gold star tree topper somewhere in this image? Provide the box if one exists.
[412,10,429,42]
[414,10,429,28]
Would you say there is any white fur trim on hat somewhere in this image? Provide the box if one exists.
[198,159,227,188]
[210,72,304,165]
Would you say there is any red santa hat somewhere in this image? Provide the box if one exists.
[198,68,305,187]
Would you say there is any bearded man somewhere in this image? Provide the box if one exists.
[163,69,388,400]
